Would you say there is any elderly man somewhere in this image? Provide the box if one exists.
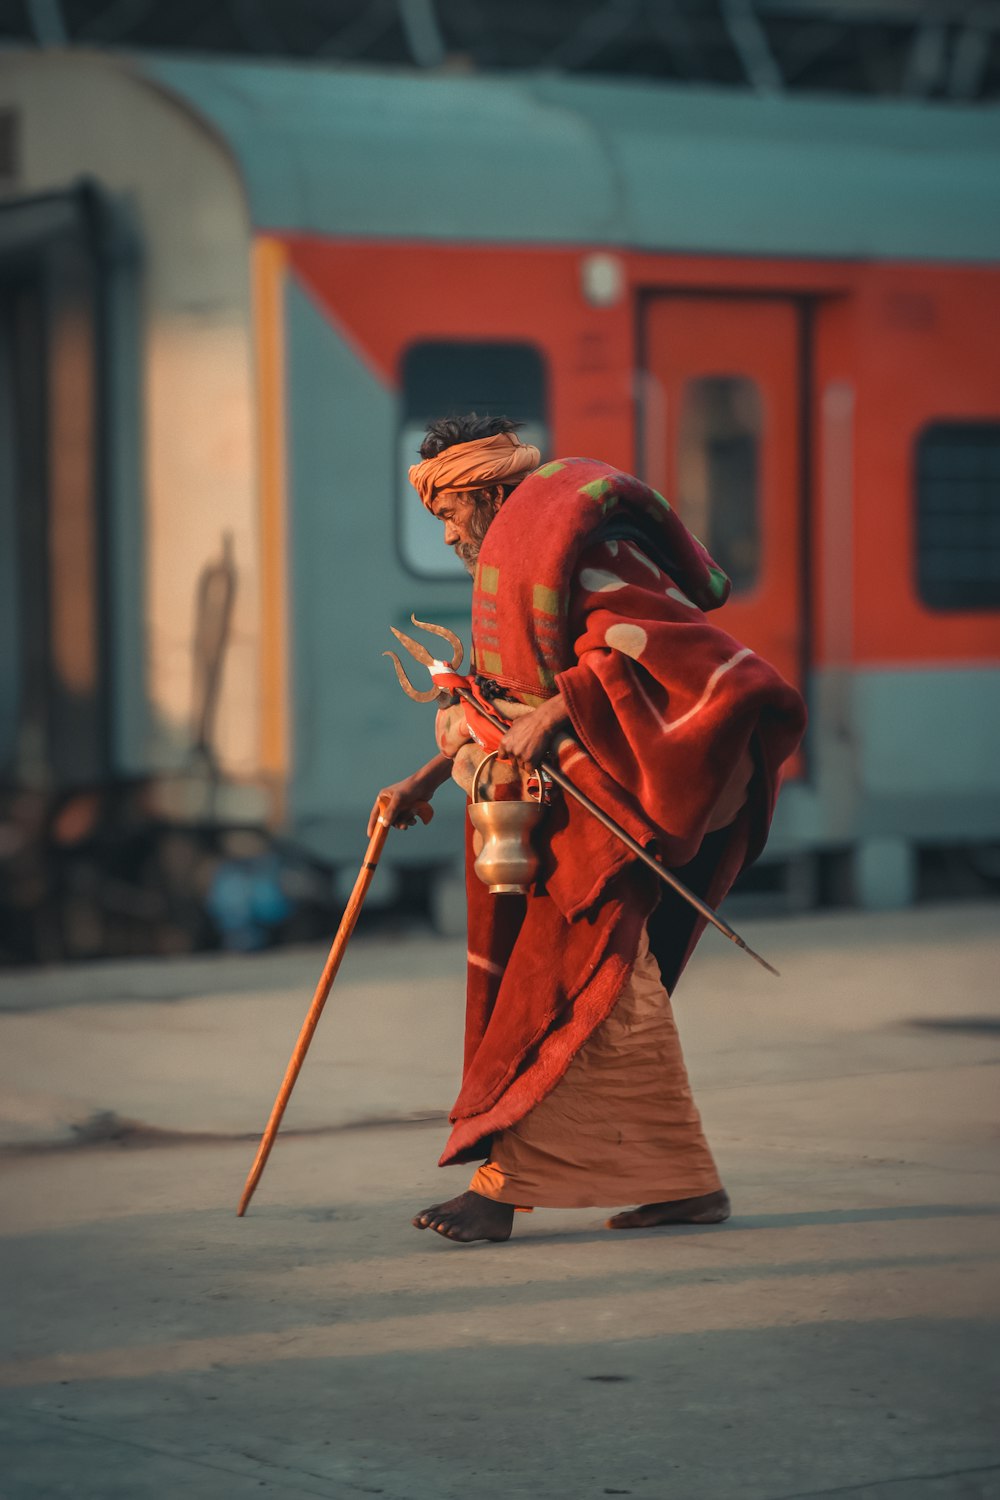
[372,414,805,1244]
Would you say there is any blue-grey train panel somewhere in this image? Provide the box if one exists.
[138,56,1000,263]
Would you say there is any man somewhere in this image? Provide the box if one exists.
[372,414,805,1244]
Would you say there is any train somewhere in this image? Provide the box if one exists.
[1,47,998,937]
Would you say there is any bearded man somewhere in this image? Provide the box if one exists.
[372,414,805,1245]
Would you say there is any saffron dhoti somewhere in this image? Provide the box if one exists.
[469,925,721,1209]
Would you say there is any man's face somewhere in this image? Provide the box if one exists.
[429,488,498,574]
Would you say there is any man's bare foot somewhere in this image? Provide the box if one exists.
[412,1190,516,1243]
[605,1188,731,1231]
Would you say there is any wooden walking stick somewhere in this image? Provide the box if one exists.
[236,794,432,1216]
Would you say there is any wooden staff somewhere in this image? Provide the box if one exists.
[236,796,430,1216]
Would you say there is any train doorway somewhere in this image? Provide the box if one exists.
[640,295,808,698]
[0,187,113,793]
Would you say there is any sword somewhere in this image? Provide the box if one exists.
[384,617,779,977]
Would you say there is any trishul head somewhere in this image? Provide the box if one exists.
[383,615,465,702]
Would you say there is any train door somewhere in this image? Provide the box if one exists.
[640,296,806,699]
[0,187,112,792]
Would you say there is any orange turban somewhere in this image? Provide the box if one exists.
[409,432,541,510]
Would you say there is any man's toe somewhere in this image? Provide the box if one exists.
[412,1203,444,1228]
[606,1210,641,1229]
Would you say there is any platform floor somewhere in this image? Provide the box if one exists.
[1,902,998,1499]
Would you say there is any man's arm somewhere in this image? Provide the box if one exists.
[367,752,454,835]
[372,690,571,832]
[496,692,570,774]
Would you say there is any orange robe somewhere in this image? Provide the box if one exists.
[469,923,721,1209]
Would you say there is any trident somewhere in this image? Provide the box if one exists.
[385,616,779,977]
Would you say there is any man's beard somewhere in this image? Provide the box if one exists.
[455,493,500,575]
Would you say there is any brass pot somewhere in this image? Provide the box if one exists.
[467,751,546,895]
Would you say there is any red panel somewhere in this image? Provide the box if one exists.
[276,234,1000,669]
[283,237,636,470]
[848,265,1000,666]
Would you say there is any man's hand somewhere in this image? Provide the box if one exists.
[367,753,452,836]
[496,693,570,774]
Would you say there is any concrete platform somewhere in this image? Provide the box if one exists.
[1,902,999,1498]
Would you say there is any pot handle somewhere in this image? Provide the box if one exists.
[470,750,545,806]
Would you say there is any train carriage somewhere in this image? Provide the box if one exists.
[1,49,999,921]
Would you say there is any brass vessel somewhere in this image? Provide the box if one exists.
[467,752,546,895]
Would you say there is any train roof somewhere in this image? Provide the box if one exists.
[138,54,1000,263]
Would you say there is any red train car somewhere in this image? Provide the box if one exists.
[2,53,999,915]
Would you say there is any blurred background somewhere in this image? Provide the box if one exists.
[0,1,998,963]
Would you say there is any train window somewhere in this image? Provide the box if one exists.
[677,375,761,593]
[398,341,548,579]
[916,423,1000,611]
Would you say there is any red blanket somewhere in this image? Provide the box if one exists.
[442,459,805,1167]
